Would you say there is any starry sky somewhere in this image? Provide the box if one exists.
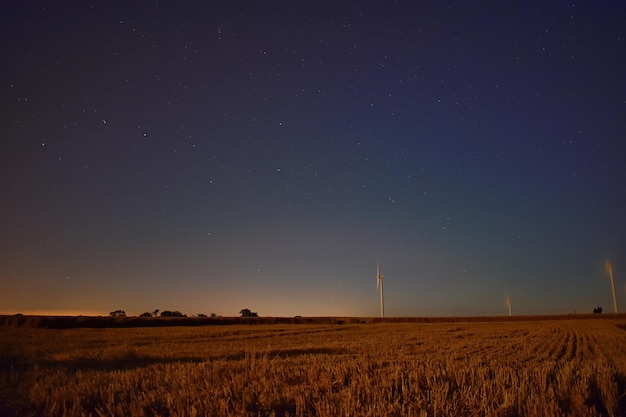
[2,1,625,317]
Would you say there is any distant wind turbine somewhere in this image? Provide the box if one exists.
[376,261,385,318]
[506,296,512,316]
[606,261,618,313]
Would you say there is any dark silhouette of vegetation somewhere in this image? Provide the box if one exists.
[210,313,218,318]
[2,314,625,330]
[197,313,207,318]
[139,312,151,317]
[593,306,603,314]
[152,309,159,317]
[160,310,186,317]
[109,310,126,317]
[240,308,258,317]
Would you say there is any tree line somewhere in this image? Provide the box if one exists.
[109,309,259,318]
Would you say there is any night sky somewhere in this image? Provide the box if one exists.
[2,1,625,317]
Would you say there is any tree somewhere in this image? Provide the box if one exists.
[197,313,207,318]
[110,309,126,317]
[593,306,603,314]
[152,309,160,317]
[139,312,151,317]
[160,310,186,317]
[240,308,258,317]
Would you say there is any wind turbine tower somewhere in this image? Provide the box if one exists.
[376,261,385,318]
[506,296,512,316]
[606,261,618,313]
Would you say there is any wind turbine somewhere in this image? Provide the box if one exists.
[506,296,512,316]
[606,261,618,313]
[376,261,385,318]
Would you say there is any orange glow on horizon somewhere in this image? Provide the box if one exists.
[0,309,109,317]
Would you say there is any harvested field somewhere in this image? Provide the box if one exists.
[1,317,626,416]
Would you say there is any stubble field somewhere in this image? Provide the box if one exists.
[1,317,626,416]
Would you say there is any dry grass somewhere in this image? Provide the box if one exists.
[1,318,626,416]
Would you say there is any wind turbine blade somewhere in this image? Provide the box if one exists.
[376,259,380,289]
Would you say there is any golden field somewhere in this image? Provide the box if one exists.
[1,316,626,416]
